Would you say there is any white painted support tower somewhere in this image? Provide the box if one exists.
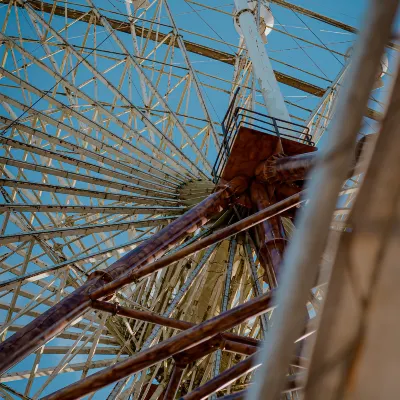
[234,0,291,124]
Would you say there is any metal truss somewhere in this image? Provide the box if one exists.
[0,0,396,399]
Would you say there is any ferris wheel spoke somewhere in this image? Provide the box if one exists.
[0,216,177,245]
[2,7,208,180]
[0,177,180,205]
[0,203,185,215]
[0,156,179,199]
[0,135,180,191]
[0,0,390,397]
[87,0,212,175]
[0,82,191,185]
[0,112,183,188]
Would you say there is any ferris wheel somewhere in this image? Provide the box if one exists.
[0,0,398,399]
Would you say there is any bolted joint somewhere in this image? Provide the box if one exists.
[234,8,253,27]
[224,176,249,198]
[87,270,114,283]
[87,271,115,301]
[214,176,249,212]
[103,301,121,316]
[90,299,121,316]
[255,153,286,183]
[111,302,121,316]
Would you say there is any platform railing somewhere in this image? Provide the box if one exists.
[212,102,314,183]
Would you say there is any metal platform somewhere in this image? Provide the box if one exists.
[212,98,316,183]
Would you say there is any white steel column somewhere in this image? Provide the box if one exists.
[234,0,290,122]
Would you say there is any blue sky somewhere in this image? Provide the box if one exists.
[0,0,399,398]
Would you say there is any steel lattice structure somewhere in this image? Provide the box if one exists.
[0,0,398,399]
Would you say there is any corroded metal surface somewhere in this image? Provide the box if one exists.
[219,127,316,182]
[0,178,248,375]
[250,182,287,279]
[257,135,372,184]
[181,353,259,400]
[88,192,303,301]
[42,292,274,399]
[91,300,260,351]
[163,364,186,400]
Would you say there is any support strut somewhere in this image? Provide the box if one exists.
[257,135,372,184]
[87,192,304,302]
[181,353,260,400]
[91,300,260,350]
[42,292,274,400]
[250,181,287,279]
[0,177,248,375]
[163,364,186,400]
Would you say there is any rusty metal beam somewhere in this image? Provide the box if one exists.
[181,351,302,400]
[0,178,248,375]
[41,291,274,400]
[250,182,287,280]
[163,364,185,400]
[91,300,260,350]
[88,192,304,301]
[173,336,224,366]
[258,134,374,184]
[223,341,257,356]
[210,378,301,400]
[182,353,259,400]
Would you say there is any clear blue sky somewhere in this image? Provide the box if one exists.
[0,0,398,398]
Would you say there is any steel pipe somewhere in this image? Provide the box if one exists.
[173,336,225,366]
[223,341,257,356]
[216,374,302,400]
[182,354,302,400]
[257,135,373,184]
[250,182,287,278]
[42,291,274,400]
[163,364,186,400]
[91,300,260,350]
[89,192,304,301]
[0,178,247,375]
[181,353,260,400]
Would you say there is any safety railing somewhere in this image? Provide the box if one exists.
[212,96,314,183]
